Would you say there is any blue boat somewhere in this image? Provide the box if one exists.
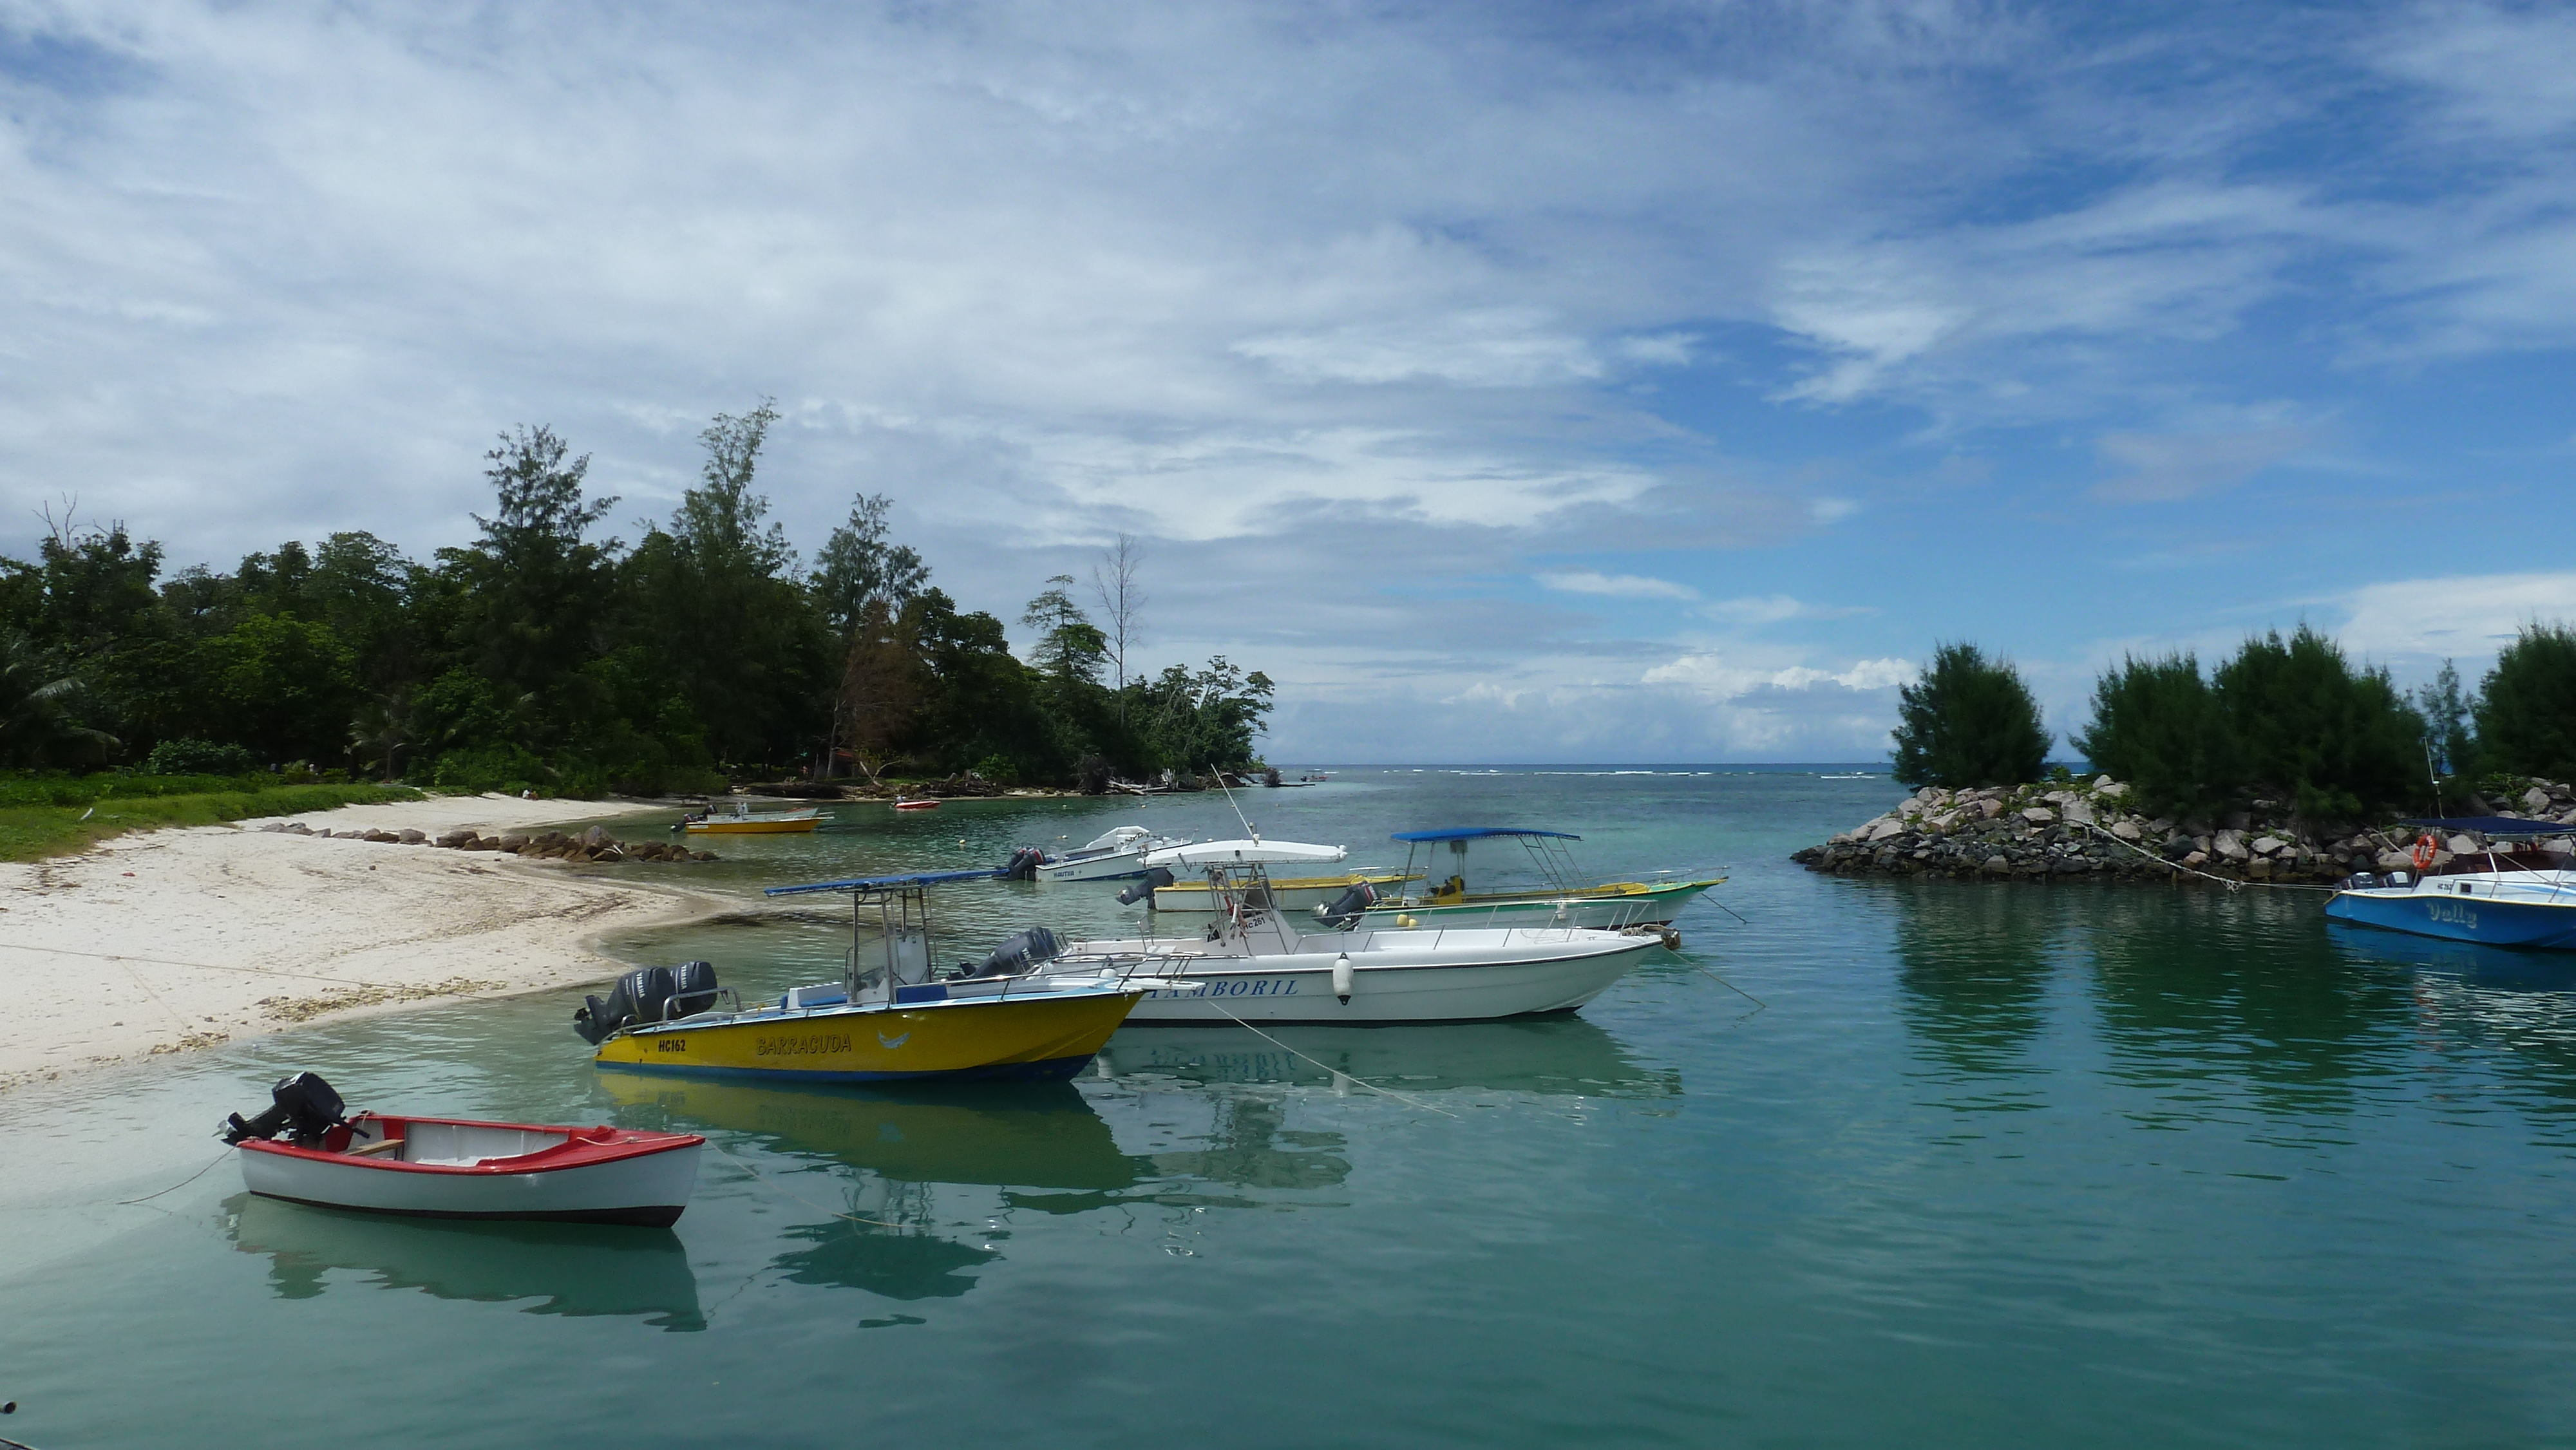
[2324,816,2576,950]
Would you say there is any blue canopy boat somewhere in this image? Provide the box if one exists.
[2324,816,2576,950]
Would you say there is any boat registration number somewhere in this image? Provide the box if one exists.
[1150,977,1300,1000]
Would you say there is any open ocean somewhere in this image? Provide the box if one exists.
[6,766,2576,1447]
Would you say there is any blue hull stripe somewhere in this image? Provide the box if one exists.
[593,1053,1097,1085]
[2325,892,2576,950]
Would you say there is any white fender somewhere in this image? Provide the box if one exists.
[1332,952,1354,1003]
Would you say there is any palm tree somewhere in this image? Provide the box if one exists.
[0,632,117,768]
[348,689,414,784]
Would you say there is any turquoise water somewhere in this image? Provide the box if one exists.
[7,767,2576,1447]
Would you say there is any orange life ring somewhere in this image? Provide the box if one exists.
[2411,832,2438,872]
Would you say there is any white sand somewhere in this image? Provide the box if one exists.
[0,792,732,1093]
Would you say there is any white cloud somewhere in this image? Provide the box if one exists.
[1233,309,1600,388]
[2092,417,2316,502]
[1695,594,1874,625]
[2338,572,2576,661]
[1641,652,1913,698]
[1537,570,1698,601]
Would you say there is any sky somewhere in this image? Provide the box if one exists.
[3,0,2573,763]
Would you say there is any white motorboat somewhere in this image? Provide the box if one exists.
[1033,824,1191,882]
[2325,817,2576,949]
[1030,839,1663,1024]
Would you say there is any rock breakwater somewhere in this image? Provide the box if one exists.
[1792,777,2576,884]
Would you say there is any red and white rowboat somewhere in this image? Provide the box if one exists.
[237,1113,704,1228]
[893,797,940,811]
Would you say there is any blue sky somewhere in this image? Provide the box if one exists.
[3,1,2573,762]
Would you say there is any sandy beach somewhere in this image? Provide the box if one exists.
[0,793,730,1093]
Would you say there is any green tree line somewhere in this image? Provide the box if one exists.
[1893,623,2576,817]
[0,405,1273,793]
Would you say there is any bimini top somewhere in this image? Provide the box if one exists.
[2400,816,2573,838]
[1141,839,1349,868]
[1391,827,1582,843]
[764,867,1002,898]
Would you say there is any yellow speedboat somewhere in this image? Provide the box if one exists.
[578,869,1148,1084]
[681,800,822,834]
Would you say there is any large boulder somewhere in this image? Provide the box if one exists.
[1866,817,1909,842]
[582,825,615,848]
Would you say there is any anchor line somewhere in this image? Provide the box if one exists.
[1689,965,1767,1011]
[0,940,383,986]
[114,1149,231,1207]
[2073,822,2336,894]
[1186,1002,1461,1119]
[705,1136,904,1229]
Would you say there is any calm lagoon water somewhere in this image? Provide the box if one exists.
[7,767,2576,1447]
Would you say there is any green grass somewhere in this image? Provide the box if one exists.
[0,783,424,863]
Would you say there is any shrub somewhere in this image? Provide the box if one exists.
[2074,652,2237,816]
[144,738,258,777]
[429,743,554,794]
[1891,643,2050,788]
[2475,623,2576,782]
[2213,626,2423,818]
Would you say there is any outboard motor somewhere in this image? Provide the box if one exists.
[574,966,681,1044]
[962,926,1064,979]
[1003,847,1048,881]
[220,1071,347,1146]
[668,960,719,1017]
[1312,879,1379,930]
[1117,866,1176,907]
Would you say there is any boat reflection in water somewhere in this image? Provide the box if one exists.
[1096,1015,1680,1100]
[2328,918,2576,992]
[593,1074,1143,1191]
[220,1192,703,1331]
[594,1073,1144,1302]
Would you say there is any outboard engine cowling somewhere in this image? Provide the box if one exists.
[963,926,1064,979]
[1312,880,1378,930]
[220,1071,347,1145]
[668,960,719,1017]
[1117,866,1175,906]
[574,965,680,1044]
[1003,847,1048,881]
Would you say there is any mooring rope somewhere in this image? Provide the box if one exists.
[114,1149,232,1207]
[1189,1002,1461,1118]
[2072,820,2340,893]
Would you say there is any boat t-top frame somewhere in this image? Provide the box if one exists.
[1388,827,1591,905]
[766,868,997,1003]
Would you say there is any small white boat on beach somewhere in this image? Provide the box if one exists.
[1033,824,1191,881]
[1030,839,1665,1024]
[222,1073,703,1227]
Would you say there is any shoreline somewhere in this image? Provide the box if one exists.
[0,792,738,1094]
